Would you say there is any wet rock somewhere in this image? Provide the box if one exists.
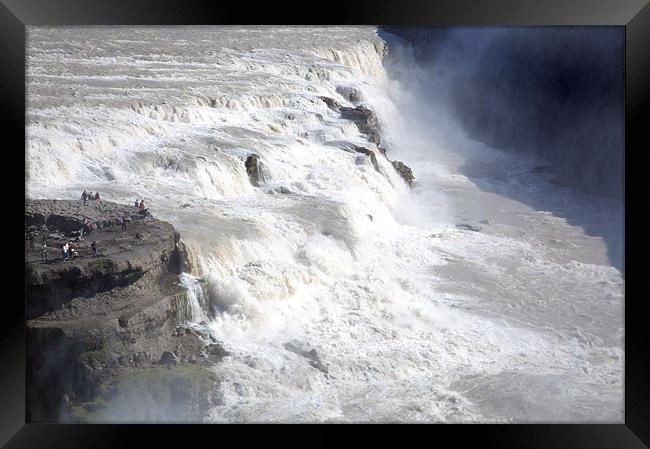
[160,350,179,368]
[26,199,150,234]
[391,160,415,186]
[336,85,362,103]
[353,146,379,171]
[133,352,148,366]
[245,154,263,187]
[455,223,481,232]
[205,343,229,362]
[319,96,342,110]
[340,105,381,144]
[309,360,329,374]
[283,341,329,374]
[267,186,293,195]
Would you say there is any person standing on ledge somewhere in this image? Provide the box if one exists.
[139,199,145,209]
[41,241,48,262]
[28,232,35,250]
[134,199,140,207]
[121,216,128,231]
[94,192,100,201]
[91,240,99,257]
[81,190,88,204]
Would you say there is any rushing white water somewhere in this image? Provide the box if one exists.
[179,273,209,323]
[26,26,624,423]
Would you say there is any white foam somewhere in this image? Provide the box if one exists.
[26,26,623,423]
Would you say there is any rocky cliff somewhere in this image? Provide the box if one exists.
[25,199,224,422]
[381,27,624,199]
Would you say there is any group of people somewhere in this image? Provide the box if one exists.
[26,233,49,261]
[59,239,100,261]
[61,241,77,261]
[134,199,146,209]
[81,190,101,204]
[79,218,95,237]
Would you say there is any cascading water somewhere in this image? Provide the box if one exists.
[26,26,623,423]
[179,273,208,323]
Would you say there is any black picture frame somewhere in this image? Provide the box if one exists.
[3,0,649,447]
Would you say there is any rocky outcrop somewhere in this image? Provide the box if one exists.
[319,96,342,111]
[25,200,179,317]
[25,199,150,233]
[245,154,264,186]
[319,97,382,145]
[340,105,382,145]
[283,341,328,374]
[455,223,481,232]
[25,199,220,423]
[352,145,380,172]
[267,186,293,195]
[391,160,415,186]
[319,96,416,187]
[336,85,362,103]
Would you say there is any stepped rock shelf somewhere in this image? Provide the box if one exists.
[25,199,225,422]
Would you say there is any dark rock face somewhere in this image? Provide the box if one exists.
[25,201,180,319]
[321,96,417,188]
[336,85,362,103]
[25,199,218,423]
[319,96,342,110]
[160,351,179,367]
[25,199,152,232]
[352,146,380,172]
[283,341,328,374]
[382,27,623,199]
[455,223,481,232]
[319,97,382,145]
[340,105,382,145]
[391,160,415,185]
[27,258,146,319]
[267,186,293,195]
[245,154,263,187]
[205,343,230,362]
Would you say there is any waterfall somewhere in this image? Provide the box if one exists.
[26,25,623,423]
[179,273,208,323]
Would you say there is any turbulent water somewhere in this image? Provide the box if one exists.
[26,26,624,422]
